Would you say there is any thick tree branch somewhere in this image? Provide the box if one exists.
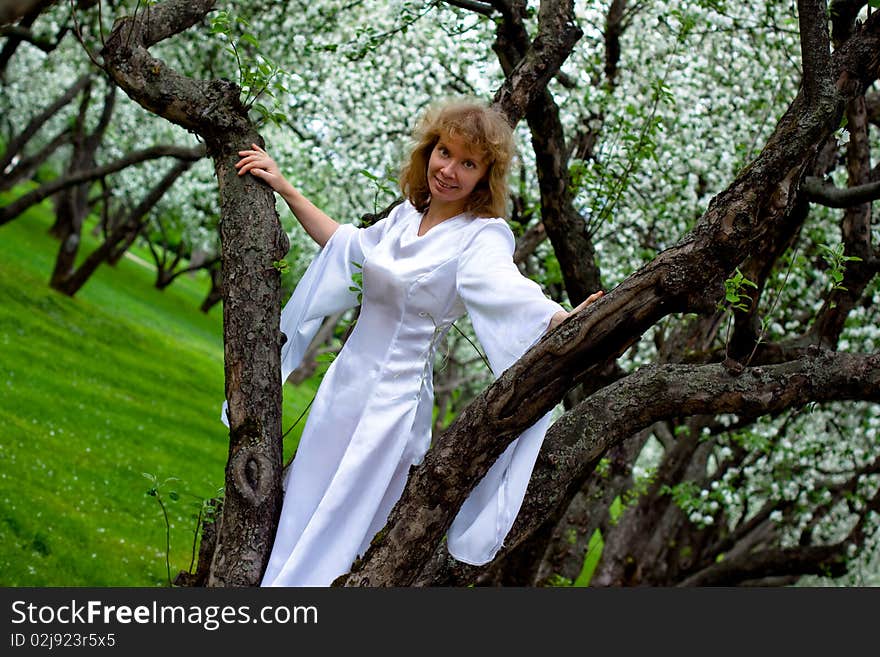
[798,0,834,103]
[493,0,583,125]
[423,351,880,585]
[829,0,868,47]
[112,0,215,49]
[802,176,880,206]
[101,0,250,140]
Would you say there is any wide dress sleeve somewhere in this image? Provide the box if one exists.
[446,219,565,565]
[220,212,392,426]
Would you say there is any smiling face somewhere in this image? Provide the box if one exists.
[426,133,489,215]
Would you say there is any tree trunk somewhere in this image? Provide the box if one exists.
[102,0,289,586]
[200,263,223,313]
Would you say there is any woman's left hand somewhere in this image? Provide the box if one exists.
[547,290,604,332]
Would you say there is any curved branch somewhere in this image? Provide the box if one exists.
[802,176,880,206]
[113,0,216,49]
[101,0,244,137]
[0,144,205,225]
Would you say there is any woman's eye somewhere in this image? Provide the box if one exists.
[464,161,475,169]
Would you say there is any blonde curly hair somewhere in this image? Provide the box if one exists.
[399,99,514,218]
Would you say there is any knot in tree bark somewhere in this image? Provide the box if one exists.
[231,446,273,506]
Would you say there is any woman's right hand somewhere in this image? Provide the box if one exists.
[237,143,339,247]
[235,143,292,195]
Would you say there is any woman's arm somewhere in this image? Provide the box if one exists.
[546,290,604,332]
[235,144,339,248]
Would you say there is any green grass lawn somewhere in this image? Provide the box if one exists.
[0,194,318,586]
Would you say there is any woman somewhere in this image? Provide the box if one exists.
[235,99,602,586]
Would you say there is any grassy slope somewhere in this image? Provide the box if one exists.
[0,194,318,586]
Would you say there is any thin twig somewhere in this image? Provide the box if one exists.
[70,0,103,69]
[98,0,105,46]
[745,245,800,367]
[451,321,491,372]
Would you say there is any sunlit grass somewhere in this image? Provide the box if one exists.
[0,193,317,586]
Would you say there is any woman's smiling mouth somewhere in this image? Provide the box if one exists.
[434,176,457,190]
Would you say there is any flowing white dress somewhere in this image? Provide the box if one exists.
[256,200,563,586]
